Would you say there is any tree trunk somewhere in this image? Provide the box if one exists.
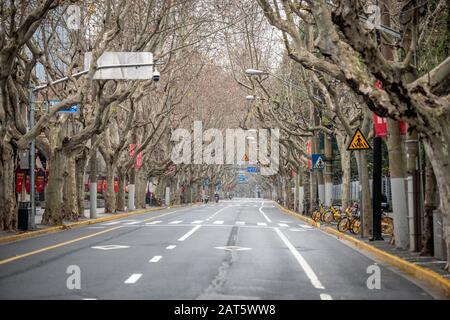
[42,151,65,225]
[62,154,78,221]
[104,161,116,213]
[324,134,333,206]
[0,141,17,230]
[337,134,351,210]
[116,169,126,211]
[75,153,87,217]
[356,151,373,238]
[387,119,409,249]
[421,156,436,256]
[422,129,450,271]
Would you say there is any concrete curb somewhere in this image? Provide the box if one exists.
[0,203,196,246]
[276,203,450,299]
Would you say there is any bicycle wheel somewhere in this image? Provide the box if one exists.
[350,218,361,234]
[381,217,394,235]
[312,211,320,222]
[337,217,349,232]
[322,210,333,223]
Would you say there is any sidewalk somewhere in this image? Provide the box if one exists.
[0,205,161,241]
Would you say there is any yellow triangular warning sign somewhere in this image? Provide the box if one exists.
[243,153,249,161]
[347,128,371,150]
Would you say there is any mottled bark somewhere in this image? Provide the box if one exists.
[104,161,116,213]
[62,155,78,221]
[75,153,87,217]
[356,151,373,238]
[0,141,17,230]
[42,151,65,225]
[421,156,436,256]
[116,169,126,211]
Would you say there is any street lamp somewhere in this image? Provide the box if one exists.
[27,57,164,227]
[244,68,269,76]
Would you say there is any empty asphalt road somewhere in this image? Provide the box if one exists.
[0,199,441,299]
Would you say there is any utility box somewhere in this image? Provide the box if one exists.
[433,209,447,261]
[18,202,33,231]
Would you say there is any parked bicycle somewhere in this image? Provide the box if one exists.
[337,202,361,234]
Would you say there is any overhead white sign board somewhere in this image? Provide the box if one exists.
[84,52,153,80]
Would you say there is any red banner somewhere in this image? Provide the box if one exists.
[102,179,107,193]
[130,144,143,169]
[374,114,388,137]
[36,170,45,193]
[400,121,407,135]
[114,177,119,193]
[97,177,103,193]
[375,80,407,136]
[25,174,31,194]
[16,170,25,193]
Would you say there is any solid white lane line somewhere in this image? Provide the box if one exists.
[178,225,201,241]
[149,255,162,263]
[257,222,267,226]
[124,221,141,225]
[166,245,176,250]
[192,220,203,224]
[169,220,182,224]
[146,221,162,225]
[274,227,325,290]
[320,294,333,300]
[278,223,289,227]
[124,273,142,284]
[213,220,224,225]
[258,206,272,223]
[205,206,230,221]
[236,221,245,225]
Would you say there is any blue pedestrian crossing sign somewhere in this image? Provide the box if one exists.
[312,154,325,171]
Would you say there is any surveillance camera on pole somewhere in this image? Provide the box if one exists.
[152,68,160,82]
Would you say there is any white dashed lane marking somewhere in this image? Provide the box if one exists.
[257,222,267,226]
[236,221,245,225]
[320,294,333,300]
[124,221,141,225]
[278,223,289,227]
[166,245,176,250]
[213,220,224,225]
[146,221,162,225]
[192,220,203,224]
[124,274,142,284]
[149,256,162,263]
[169,220,182,224]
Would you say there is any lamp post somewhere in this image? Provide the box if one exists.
[27,59,164,227]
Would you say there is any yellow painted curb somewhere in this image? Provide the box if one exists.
[275,203,450,299]
[275,203,320,228]
[0,203,197,245]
